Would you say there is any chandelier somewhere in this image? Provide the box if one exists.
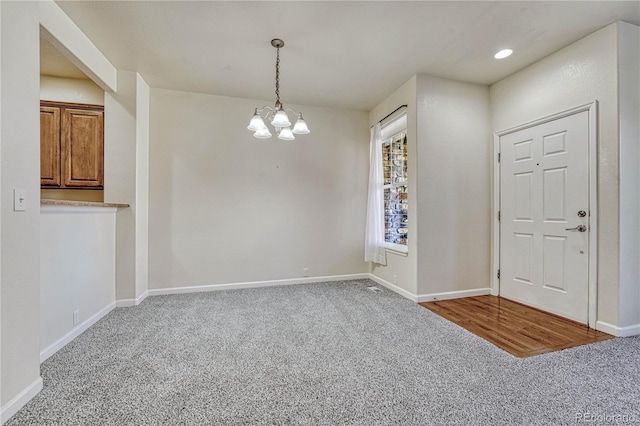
[247,39,310,140]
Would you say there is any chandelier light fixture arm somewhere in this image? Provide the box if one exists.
[247,39,310,140]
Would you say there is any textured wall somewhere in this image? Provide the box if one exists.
[618,22,640,329]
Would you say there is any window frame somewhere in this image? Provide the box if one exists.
[379,116,408,254]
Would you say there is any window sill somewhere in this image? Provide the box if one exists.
[385,247,408,257]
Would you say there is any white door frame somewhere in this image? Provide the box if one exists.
[491,102,598,328]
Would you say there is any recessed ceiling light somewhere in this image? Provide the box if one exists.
[494,49,513,59]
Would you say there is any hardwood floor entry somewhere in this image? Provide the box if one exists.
[420,296,613,357]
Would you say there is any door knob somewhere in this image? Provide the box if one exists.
[566,225,587,232]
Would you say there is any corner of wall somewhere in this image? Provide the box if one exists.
[1,377,43,424]
[104,71,137,302]
[415,74,491,296]
[616,21,640,329]
[135,73,150,299]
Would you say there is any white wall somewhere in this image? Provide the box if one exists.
[618,22,640,330]
[490,24,620,326]
[149,89,369,290]
[40,75,104,105]
[104,71,150,305]
[0,0,42,418]
[1,0,3,406]
[104,71,136,302]
[40,206,116,360]
[368,77,418,296]
[415,75,491,297]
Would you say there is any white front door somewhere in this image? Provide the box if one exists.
[500,110,590,324]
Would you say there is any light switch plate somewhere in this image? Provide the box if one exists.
[13,188,26,212]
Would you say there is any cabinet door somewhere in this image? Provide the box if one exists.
[40,106,61,187]
[61,108,104,188]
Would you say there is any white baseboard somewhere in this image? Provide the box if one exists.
[367,274,418,301]
[1,377,43,424]
[366,274,491,303]
[596,320,640,337]
[148,274,370,296]
[116,290,149,307]
[416,287,492,303]
[40,302,116,364]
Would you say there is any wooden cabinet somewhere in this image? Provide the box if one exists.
[40,101,104,189]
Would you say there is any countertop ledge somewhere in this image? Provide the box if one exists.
[41,199,130,208]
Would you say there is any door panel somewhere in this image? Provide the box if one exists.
[514,172,533,220]
[542,235,567,291]
[513,233,533,284]
[543,167,566,221]
[500,110,589,323]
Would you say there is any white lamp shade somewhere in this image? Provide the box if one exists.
[277,127,295,141]
[247,113,266,132]
[271,108,291,127]
[292,116,310,134]
[254,127,272,139]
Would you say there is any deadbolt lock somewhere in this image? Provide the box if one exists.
[577,210,587,217]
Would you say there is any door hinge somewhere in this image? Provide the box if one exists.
[498,211,501,221]
[498,153,501,162]
[497,269,501,280]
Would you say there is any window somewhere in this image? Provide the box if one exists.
[380,116,408,252]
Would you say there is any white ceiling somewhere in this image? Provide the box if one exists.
[48,1,640,111]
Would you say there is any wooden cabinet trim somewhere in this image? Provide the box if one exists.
[40,100,104,111]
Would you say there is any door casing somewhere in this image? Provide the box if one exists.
[491,102,598,328]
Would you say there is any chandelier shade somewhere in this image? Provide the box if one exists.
[271,107,291,128]
[292,114,310,134]
[247,39,310,140]
[253,126,272,139]
[278,127,295,141]
[247,110,266,132]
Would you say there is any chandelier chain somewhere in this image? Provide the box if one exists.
[275,47,280,106]
[247,38,309,139]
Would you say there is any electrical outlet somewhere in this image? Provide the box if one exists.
[393,274,398,285]
[303,268,309,277]
[73,310,80,326]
